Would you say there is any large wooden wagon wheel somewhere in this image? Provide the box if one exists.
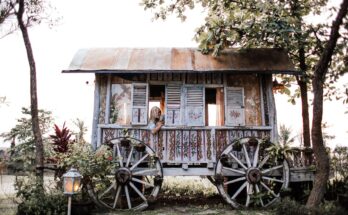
[214,137,289,208]
[89,137,163,211]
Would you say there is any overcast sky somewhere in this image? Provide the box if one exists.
[0,0,347,148]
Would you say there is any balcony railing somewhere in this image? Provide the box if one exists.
[97,124,272,164]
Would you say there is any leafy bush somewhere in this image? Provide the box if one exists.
[275,198,347,215]
[0,108,53,174]
[275,197,310,215]
[15,175,66,215]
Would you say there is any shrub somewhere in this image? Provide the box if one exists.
[275,197,348,215]
[275,197,309,215]
[15,175,66,215]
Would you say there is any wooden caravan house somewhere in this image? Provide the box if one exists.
[63,48,311,210]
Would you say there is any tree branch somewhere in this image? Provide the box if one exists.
[315,0,348,81]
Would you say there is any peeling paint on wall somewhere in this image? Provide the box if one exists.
[227,74,262,126]
[99,75,107,124]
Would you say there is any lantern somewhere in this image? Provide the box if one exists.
[63,168,82,215]
[63,168,82,195]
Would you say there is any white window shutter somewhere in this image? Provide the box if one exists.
[225,87,245,126]
[131,84,148,125]
[165,85,182,126]
[185,86,204,126]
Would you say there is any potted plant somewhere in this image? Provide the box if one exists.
[232,140,242,151]
[134,143,146,152]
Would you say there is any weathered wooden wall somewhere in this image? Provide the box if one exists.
[93,73,272,149]
[226,74,262,126]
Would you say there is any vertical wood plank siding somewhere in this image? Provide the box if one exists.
[91,75,100,150]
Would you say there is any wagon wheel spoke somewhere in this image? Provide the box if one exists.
[116,143,123,167]
[224,176,246,186]
[258,155,270,169]
[112,185,121,209]
[124,185,132,209]
[132,177,154,188]
[228,152,248,170]
[245,183,251,207]
[130,154,149,171]
[129,182,147,202]
[252,142,260,168]
[125,146,134,167]
[260,182,278,198]
[132,168,158,176]
[222,166,245,175]
[231,181,247,199]
[99,181,116,199]
[262,176,284,183]
[261,165,283,175]
[255,184,264,207]
[243,144,251,168]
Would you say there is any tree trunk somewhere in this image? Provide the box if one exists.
[297,45,311,150]
[297,46,311,164]
[298,80,310,148]
[306,0,348,208]
[16,0,44,180]
[291,0,311,151]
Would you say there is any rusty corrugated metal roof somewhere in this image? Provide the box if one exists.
[62,48,297,74]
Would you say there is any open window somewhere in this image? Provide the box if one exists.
[205,88,224,126]
[149,85,165,117]
[225,87,245,126]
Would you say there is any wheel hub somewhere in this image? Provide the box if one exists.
[115,167,132,185]
[246,168,262,184]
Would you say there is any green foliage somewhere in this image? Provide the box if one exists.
[72,118,88,144]
[141,0,348,101]
[275,197,347,215]
[15,174,67,215]
[275,197,310,215]
[54,143,114,178]
[51,140,116,204]
[0,107,53,143]
[0,0,57,38]
[0,107,53,173]
[278,124,296,146]
[331,146,348,182]
[328,146,348,201]
[265,141,295,163]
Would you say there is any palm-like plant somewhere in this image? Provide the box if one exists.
[279,124,296,146]
[50,123,72,153]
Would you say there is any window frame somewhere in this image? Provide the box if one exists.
[131,83,149,125]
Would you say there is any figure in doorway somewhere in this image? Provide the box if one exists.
[148,106,164,134]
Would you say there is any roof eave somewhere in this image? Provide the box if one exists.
[61,69,300,75]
